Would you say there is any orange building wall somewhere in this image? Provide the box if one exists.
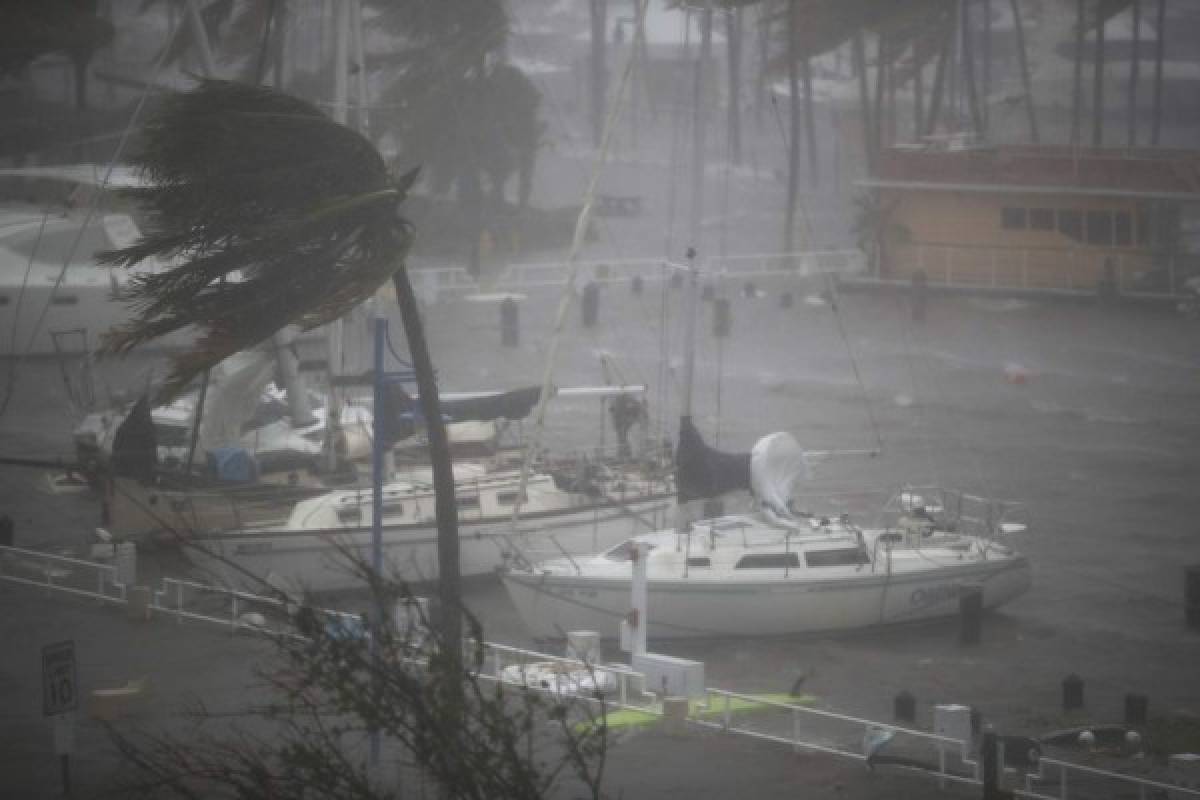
[879,189,1155,291]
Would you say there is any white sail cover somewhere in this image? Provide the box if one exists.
[195,350,278,454]
[749,432,810,516]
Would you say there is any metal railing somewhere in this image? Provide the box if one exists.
[408,250,867,298]
[1017,755,1200,800]
[0,544,126,604]
[6,549,1199,799]
[694,688,980,790]
[891,241,1197,296]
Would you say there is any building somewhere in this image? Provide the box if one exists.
[858,145,1200,294]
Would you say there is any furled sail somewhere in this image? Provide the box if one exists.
[111,395,157,481]
[675,416,751,502]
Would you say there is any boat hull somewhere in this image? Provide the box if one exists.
[183,497,673,593]
[502,556,1032,639]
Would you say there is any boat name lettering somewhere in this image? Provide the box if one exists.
[556,587,598,600]
[909,584,962,608]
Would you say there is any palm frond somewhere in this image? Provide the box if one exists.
[100,79,417,400]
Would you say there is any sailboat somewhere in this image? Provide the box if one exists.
[499,252,1032,639]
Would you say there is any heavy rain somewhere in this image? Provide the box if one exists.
[1,1,1199,798]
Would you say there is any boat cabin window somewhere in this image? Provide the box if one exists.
[155,425,189,447]
[805,548,870,567]
[457,495,480,510]
[734,553,800,569]
[604,540,656,562]
[337,507,362,524]
[686,557,711,568]
[496,491,523,506]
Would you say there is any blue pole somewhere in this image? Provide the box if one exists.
[370,316,386,768]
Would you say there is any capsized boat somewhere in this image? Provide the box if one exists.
[182,459,674,593]
[501,431,1032,639]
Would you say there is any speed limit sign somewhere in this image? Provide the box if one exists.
[42,641,78,716]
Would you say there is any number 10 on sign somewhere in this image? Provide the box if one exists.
[42,640,78,716]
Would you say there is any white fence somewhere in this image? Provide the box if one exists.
[4,545,1199,799]
[0,544,126,604]
[410,250,866,298]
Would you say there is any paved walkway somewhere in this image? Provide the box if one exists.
[0,581,978,799]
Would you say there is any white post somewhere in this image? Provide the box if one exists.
[351,0,369,133]
[332,0,350,125]
[630,540,649,656]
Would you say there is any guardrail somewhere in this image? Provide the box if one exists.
[6,549,1198,798]
[409,250,867,298]
[890,242,1197,297]
[1017,755,1200,800]
[694,687,979,790]
[0,544,126,604]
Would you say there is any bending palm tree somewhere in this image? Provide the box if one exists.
[99,78,462,658]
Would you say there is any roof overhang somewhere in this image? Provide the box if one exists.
[856,179,1200,204]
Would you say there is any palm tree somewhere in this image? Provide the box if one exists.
[0,0,114,110]
[98,79,463,663]
[1009,0,1040,143]
[1150,0,1165,145]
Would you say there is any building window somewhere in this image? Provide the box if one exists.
[1029,208,1055,231]
[1086,211,1113,246]
[1001,207,1027,230]
[1057,210,1083,242]
[1137,208,1152,246]
[1114,212,1133,247]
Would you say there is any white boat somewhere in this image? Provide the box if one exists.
[182,461,674,592]
[0,165,182,356]
[500,240,1033,638]
[501,483,1032,640]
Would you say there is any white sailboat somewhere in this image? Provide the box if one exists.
[501,251,1032,639]
[182,458,674,592]
[502,474,1032,639]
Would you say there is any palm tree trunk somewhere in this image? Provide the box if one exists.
[960,0,985,137]
[1071,0,1084,145]
[589,0,608,147]
[390,269,462,671]
[1091,1,1105,146]
[924,20,952,136]
[785,0,800,252]
[1009,0,1040,143]
[914,45,925,141]
[754,5,769,126]
[1151,0,1165,145]
[1128,0,1141,146]
[854,32,874,170]
[802,54,817,184]
[873,34,886,158]
[726,7,742,165]
[983,0,992,132]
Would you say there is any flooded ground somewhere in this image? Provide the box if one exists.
[4,282,1200,746]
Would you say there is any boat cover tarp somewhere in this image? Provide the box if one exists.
[675,416,751,502]
[111,395,157,481]
[206,447,259,484]
[379,385,543,446]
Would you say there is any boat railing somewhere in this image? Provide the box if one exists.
[880,486,1030,541]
